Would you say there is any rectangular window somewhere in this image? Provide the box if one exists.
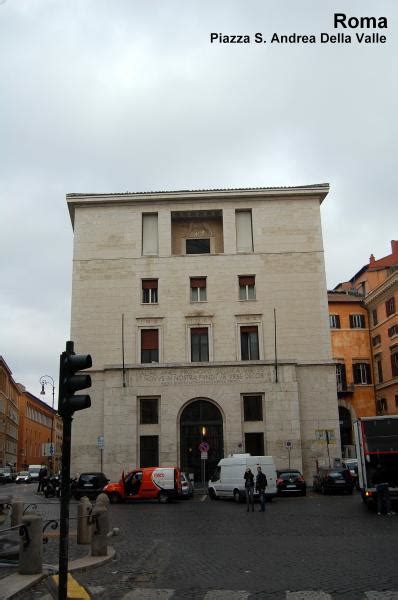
[141,329,159,363]
[395,395,398,409]
[142,279,158,303]
[186,239,210,254]
[235,210,253,252]
[372,335,381,347]
[391,348,398,377]
[191,328,209,362]
[329,314,341,329]
[386,297,396,317]
[372,309,378,326]
[245,432,264,456]
[239,275,256,300]
[336,363,347,391]
[349,314,366,329]
[376,398,387,416]
[243,395,263,421]
[142,213,159,256]
[388,325,398,337]
[140,398,159,424]
[140,435,159,468]
[375,354,383,384]
[190,277,207,302]
[240,326,259,360]
[353,362,372,385]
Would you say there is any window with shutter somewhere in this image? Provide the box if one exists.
[391,348,398,377]
[372,309,378,326]
[142,279,158,303]
[141,329,159,363]
[239,275,256,300]
[235,210,253,252]
[190,277,207,302]
[386,297,396,317]
[329,314,341,329]
[353,362,372,384]
[350,314,365,328]
[142,214,159,256]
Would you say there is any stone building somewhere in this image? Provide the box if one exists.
[0,356,19,469]
[67,184,340,481]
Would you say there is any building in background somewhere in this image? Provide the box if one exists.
[328,291,375,457]
[67,184,340,482]
[335,240,398,417]
[0,356,19,469]
[17,387,57,471]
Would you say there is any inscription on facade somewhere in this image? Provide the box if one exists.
[131,366,272,386]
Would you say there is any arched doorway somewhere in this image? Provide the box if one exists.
[339,406,353,453]
[180,399,224,483]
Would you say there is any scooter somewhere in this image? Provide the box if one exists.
[44,474,61,498]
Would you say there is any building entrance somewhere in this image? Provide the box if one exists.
[180,399,224,483]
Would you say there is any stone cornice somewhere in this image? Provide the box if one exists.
[363,272,398,307]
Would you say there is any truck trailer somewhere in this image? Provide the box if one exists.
[354,415,398,508]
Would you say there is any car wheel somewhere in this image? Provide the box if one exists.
[108,492,120,504]
[158,491,169,504]
[208,488,217,500]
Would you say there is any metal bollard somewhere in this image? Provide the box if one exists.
[11,498,24,527]
[18,513,43,575]
[77,496,92,545]
[91,501,109,557]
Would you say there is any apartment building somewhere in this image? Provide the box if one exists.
[335,240,398,417]
[67,184,340,481]
[0,356,19,469]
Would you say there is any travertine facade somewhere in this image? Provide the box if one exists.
[67,185,340,482]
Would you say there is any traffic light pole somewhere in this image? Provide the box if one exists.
[59,412,72,600]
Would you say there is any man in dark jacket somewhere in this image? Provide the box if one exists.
[244,468,255,512]
[256,466,268,512]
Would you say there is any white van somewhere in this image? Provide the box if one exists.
[28,465,43,482]
[208,454,277,502]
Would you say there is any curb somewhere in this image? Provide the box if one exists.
[0,547,115,599]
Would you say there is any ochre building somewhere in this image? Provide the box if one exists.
[67,184,340,482]
[0,356,19,469]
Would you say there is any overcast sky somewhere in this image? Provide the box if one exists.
[1,0,397,406]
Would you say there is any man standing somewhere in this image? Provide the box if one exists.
[256,466,268,512]
[244,468,255,512]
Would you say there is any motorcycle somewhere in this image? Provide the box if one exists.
[44,474,61,498]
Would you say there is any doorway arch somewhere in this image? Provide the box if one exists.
[179,398,224,482]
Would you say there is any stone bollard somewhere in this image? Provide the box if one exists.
[91,494,110,557]
[0,495,12,526]
[18,513,43,575]
[77,496,92,545]
[11,498,24,527]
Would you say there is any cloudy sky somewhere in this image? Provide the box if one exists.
[1,0,397,405]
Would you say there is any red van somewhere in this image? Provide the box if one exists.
[103,467,182,503]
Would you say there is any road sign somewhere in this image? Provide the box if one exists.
[50,444,55,456]
[199,442,210,452]
[201,451,208,460]
[284,440,293,450]
[97,435,105,449]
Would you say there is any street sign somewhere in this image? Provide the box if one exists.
[199,442,210,452]
[284,440,293,450]
[97,435,105,449]
[42,442,54,457]
[50,444,55,456]
[201,451,208,460]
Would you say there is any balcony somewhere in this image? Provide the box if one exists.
[171,210,224,256]
[337,383,354,396]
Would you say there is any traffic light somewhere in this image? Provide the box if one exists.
[58,341,92,417]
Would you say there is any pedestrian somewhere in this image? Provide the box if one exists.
[244,467,255,512]
[256,465,268,512]
[372,464,394,516]
[37,465,48,494]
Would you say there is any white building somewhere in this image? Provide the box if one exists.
[67,184,340,481]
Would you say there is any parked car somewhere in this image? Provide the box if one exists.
[180,472,194,498]
[104,467,182,504]
[342,459,359,489]
[72,472,109,500]
[15,471,32,484]
[276,469,306,496]
[0,467,16,484]
[313,467,354,495]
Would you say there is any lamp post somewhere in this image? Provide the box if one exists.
[39,375,55,473]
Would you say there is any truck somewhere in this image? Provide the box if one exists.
[354,415,398,508]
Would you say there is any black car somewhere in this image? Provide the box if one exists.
[0,468,15,484]
[72,472,109,500]
[276,469,307,496]
[313,467,354,495]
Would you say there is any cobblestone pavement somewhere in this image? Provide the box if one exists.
[4,486,398,599]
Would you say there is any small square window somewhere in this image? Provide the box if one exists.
[186,239,210,254]
[140,398,159,424]
[239,275,256,301]
[142,279,158,303]
[190,277,207,302]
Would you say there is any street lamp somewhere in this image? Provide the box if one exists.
[39,375,55,472]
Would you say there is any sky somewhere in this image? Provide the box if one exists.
[1,0,397,406]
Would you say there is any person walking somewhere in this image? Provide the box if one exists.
[37,465,48,494]
[372,464,394,516]
[256,465,268,512]
[244,467,255,512]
